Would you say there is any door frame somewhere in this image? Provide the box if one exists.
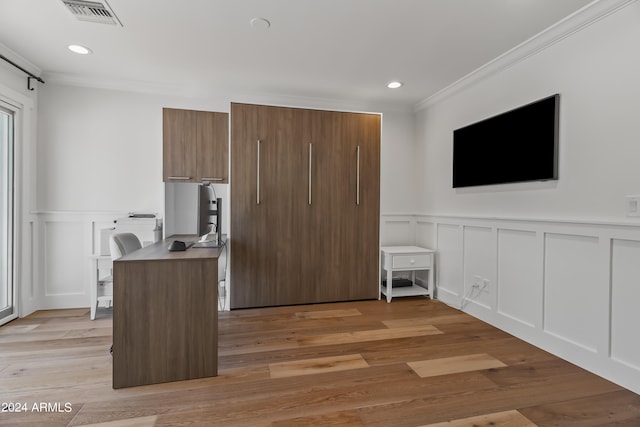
[0,101,16,326]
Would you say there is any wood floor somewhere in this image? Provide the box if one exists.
[1,298,639,426]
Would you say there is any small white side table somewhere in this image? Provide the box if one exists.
[380,246,435,303]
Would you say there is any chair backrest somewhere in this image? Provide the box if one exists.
[109,233,142,260]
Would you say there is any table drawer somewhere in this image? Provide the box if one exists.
[392,254,431,269]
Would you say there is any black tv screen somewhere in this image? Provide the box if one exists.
[453,94,559,188]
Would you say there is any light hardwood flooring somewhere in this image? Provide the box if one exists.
[1,298,639,426]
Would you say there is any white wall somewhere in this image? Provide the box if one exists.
[34,83,415,309]
[380,110,417,215]
[416,2,640,222]
[414,2,640,394]
[34,84,226,309]
[37,84,415,215]
[37,84,231,213]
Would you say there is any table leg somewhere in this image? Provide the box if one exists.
[90,259,98,320]
[386,266,392,303]
[428,266,434,299]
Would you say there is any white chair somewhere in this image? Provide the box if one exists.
[109,232,142,260]
[108,233,142,354]
[90,233,142,320]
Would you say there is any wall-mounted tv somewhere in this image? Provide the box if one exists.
[452,94,559,188]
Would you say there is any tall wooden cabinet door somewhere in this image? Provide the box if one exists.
[306,111,380,302]
[230,104,307,308]
[303,110,344,303]
[298,109,327,303]
[322,111,380,301]
[196,111,229,183]
[230,103,265,309]
[163,108,197,182]
[347,112,381,300]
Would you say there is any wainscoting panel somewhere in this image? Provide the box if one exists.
[18,218,38,317]
[435,223,463,305]
[37,212,127,310]
[380,215,414,247]
[497,229,540,328]
[44,220,88,299]
[611,239,640,371]
[415,214,640,395]
[415,219,435,249]
[544,233,601,353]
[380,214,438,252]
[29,211,640,393]
[462,226,495,311]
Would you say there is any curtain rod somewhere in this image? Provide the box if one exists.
[0,53,45,91]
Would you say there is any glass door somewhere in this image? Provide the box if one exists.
[0,105,14,325]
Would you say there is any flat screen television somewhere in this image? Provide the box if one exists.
[452,94,559,188]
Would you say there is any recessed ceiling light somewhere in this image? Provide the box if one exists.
[250,17,271,30]
[387,81,403,89]
[68,44,92,55]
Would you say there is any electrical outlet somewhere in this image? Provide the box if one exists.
[482,278,490,292]
[626,196,640,217]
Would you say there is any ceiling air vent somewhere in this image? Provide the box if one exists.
[61,0,122,26]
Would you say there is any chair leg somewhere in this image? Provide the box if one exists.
[90,300,97,320]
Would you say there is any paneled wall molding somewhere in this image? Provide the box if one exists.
[382,212,640,395]
[32,211,640,393]
[32,210,132,216]
[380,213,419,247]
[32,210,128,310]
[415,212,640,230]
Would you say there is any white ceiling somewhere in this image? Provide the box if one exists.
[0,0,594,108]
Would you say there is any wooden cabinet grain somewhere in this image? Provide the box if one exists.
[112,237,220,389]
[163,108,196,181]
[163,108,228,183]
[230,103,380,309]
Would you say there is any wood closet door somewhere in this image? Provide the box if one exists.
[347,112,381,299]
[298,109,328,302]
[231,104,380,308]
[230,104,307,308]
[307,111,380,302]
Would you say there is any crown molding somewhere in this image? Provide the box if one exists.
[44,72,413,114]
[43,72,193,97]
[0,42,43,78]
[414,0,637,112]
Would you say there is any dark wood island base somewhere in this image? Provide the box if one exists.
[112,236,221,389]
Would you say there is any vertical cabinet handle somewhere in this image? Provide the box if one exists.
[257,139,261,205]
[356,145,361,205]
[308,143,312,205]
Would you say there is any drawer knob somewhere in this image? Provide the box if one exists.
[410,259,415,264]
